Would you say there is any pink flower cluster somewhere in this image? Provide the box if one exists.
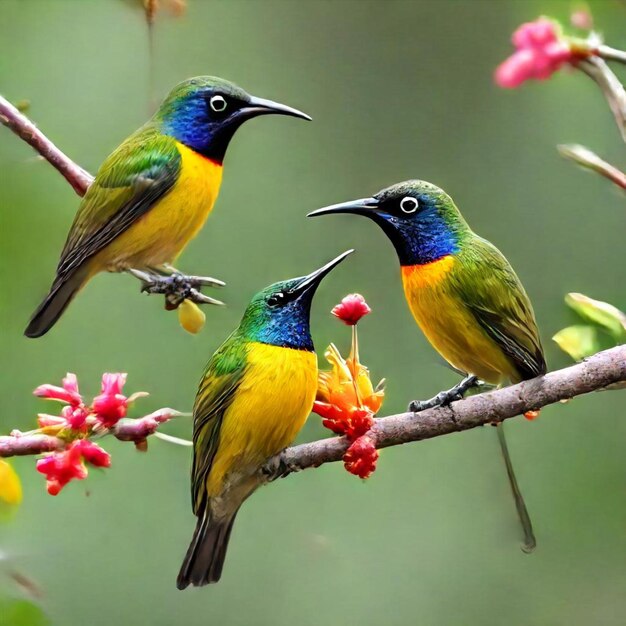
[34,372,145,495]
[495,17,581,88]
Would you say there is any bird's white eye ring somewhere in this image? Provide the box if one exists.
[400,197,419,213]
[210,95,228,112]
[268,292,286,307]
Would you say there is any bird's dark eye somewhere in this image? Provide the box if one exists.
[209,95,228,113]
[267,292,286,307]
[400,197,419,214]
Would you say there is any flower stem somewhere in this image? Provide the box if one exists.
[350,325,362,406]
[597,45,626,65]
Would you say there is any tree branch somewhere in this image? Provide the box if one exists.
[0,409,183,458]
[0,94,93,196]
[261,345,626,480]
[1,94,624,484]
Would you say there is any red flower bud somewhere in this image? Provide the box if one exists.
[343,435,379,479]
[570,10,593,31]
[313,402,374,440]
[347,408,375,439]
[37,414,67,428]
[331,294,371,326]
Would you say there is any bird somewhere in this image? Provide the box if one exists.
[25,76,311,338]
[177,250,353,588]
[309,180,546,553]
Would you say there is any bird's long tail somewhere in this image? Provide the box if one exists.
[25,268,89,338]
[495,422,536,553]
[177,508,238,589]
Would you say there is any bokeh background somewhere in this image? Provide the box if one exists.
[1,1,625,625]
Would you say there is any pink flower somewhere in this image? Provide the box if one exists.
[73,439,111,468]
[92,373,129,428]
[343,435,379,479]
[33,372,82,406]
[331,294,371,326]
[495,17,583,88]
[571,10,593,31]
[36,440,110,496]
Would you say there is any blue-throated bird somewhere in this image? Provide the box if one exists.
[309,180,546,552]
[177,250,353,588]
[25,76,310,338]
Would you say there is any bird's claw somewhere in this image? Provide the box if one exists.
[261,451,299,481]
[129,269,225,309]
[409,375,480,418]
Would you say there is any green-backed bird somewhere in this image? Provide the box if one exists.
[309,180,546,552]
[25,76,310,338]
[177,250,352,588]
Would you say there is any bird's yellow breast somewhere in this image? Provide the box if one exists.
[401,258,516,383]
[99,142,223,270]
[206,343,317,496]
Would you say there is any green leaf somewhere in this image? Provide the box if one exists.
[565,293,626,342]
[0,599,50,626]
[552,325,602,360]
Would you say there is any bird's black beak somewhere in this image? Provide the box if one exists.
[307,197,380,218]
[244,95,312,121]
[289,249,353,298]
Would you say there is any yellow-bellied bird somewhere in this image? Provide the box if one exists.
[177,250,352,588]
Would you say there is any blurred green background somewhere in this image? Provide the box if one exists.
[1,1,625,624]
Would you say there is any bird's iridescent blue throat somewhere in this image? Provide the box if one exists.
[236,251,352,351]
[373,196,460,266]
[250,301,314,351]
[238,279,317,352]
[161,97,235,163]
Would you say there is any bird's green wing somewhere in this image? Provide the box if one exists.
[56,128,181,277]
[455,237,546,381]
[191,333,249,515]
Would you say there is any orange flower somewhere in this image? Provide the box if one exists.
[314,295,385,479]
[316,343,384,418]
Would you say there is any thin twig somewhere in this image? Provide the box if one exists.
[0,94,220,308]
[576,57,626,142]
[558,144,626,190]
[597,44,626,65]
[0,94,93,196]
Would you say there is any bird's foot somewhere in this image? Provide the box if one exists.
[128,269,225,310]
[408,375,480,420]
[261,451,300,481]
